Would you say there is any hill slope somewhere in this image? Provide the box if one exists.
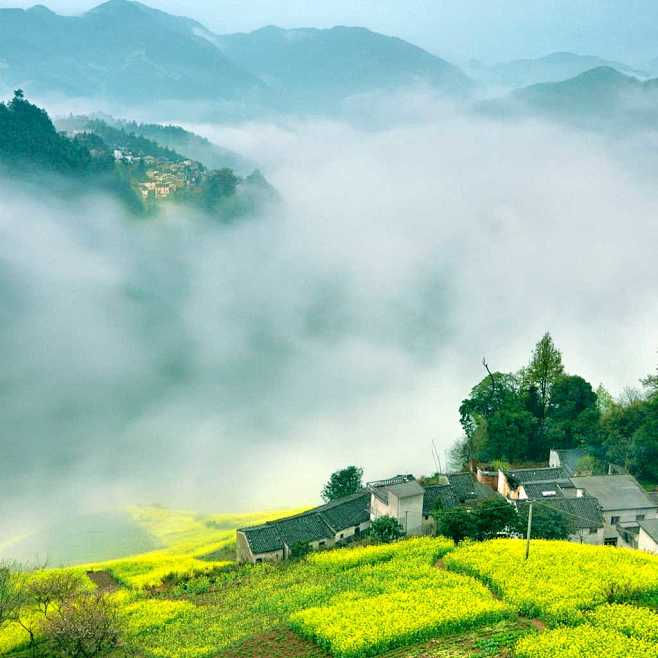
[0,1,470,111]
[471,52,645,88]
[216,25,471,110]
[480,66,658,131]
[0,0,261,102]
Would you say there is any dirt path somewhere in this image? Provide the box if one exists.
[86,570,121,592]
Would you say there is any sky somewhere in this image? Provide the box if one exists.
[1,0,658,65]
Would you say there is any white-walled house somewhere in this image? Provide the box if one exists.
[638,520,658,554]
[570,475,658,547]
[368,476,425,535]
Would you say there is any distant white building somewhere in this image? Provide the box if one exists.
[570,475,658,548]
[638,520,658,554]
[236,472,493,563]
[368,475,425,535]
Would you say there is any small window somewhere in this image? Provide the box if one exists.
[589,528,598,534]
[636,514,645,521]
[339,533,344,539]
[355,526,361,535]
[604,537,618,547]
[610,516,620,524]
[319,541,326,547]
[256,558,263,564]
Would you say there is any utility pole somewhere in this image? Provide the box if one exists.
[524,502,533,561]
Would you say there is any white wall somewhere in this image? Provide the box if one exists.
[397,494,424,536]
[638,528,658,554]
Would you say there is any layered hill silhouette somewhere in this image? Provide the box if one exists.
[0,0,471,111]
[481,66,658,131]
[470,52,646,88]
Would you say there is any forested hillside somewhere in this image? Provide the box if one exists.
[0,92,276,220]
[453,333,658,487]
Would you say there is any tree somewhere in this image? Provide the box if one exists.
[27,571,84,618]
[321,466,363,502]
[44,592,122,658]
[545,375,599,449]
[0,563,26,631]
[459,372,537,463]
[434,507,477,543]
[640,352,658,397]
[474,498,519,540]
[628,396,658,484]
[289,542,311,560]
[370,516,404,543]
[518,503,573,540]
[522,333,564,442]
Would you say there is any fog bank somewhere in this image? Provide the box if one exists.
[1,101,657,538]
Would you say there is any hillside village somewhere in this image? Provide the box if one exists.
[237,447,658,563]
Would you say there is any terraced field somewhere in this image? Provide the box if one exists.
[1,509,657,658]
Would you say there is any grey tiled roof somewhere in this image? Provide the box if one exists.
[383,480,425,498]
[522,481,566,499]
[240,492,370,555]
[423,485,459,515]
[520,496,604,530]
[508,467,568,485]
[570,475,658,511]
[318,493,370,531]
[275,514,334,547]
[242,524,284,554]
[447,473,497,502]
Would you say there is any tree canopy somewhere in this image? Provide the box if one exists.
[454,335,658,488]
[321,466,364,502]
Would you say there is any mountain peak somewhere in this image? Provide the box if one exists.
[575,66,633,84]
[27,4,55,15]
[87,0,150,16]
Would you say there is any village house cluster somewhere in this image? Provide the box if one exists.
[236,448,658,564]
[112,149,205,200]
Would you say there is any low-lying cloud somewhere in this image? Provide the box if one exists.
[1,98,657,540]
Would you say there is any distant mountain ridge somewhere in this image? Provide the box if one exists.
[215,25,471,110]
[479,66,658,131]
[469,51,646,89]
[0,0,471,112]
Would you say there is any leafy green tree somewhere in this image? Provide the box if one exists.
[518,503,573,540]
[474,497,520,540]
[522,333,564,442]
[628,396,658,484]
[545,375,599,449]
[640,352,658,397]
[459,372,537,463]
[434,507,477,543]
[370,516,404,543]
[321,466,364,502]
[289,542,312,560]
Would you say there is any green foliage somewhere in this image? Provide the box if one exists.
[370,516,405,543]
[321,466,364,502]
[435,498,520,543]
[290,543,312,560]
[453,334,658,487]
[85,120,185,163]
[545,375,599,449]
[0,91,111,176]
[474,498,519,540]
[517,503,573,540]
[434,507,477,544]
